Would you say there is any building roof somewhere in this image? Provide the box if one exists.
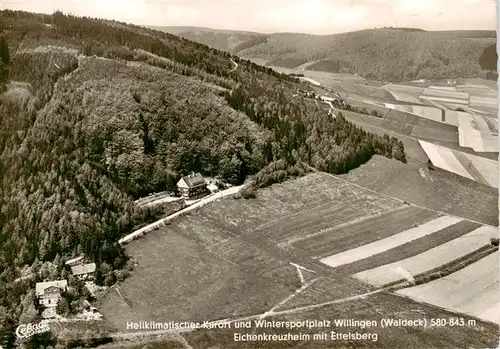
[71,263,96,276]
[65,256,84,265]
[177,173,205,188]
[35,280,68,296]
[207,183,219,191]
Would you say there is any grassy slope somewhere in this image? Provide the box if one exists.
[180,291,499,349]
[338,155,498,226]
[99,171,499,348]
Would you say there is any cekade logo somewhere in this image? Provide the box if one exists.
[16,320,51,339]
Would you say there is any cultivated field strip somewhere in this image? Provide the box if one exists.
[202,172,404,239]
[470,113,494,134]
[292,206,440,256]
[441,102,468,110]
[428,86,458,91]
[339,156,498,226]
[383,83,424,94]
[483,116,499,134]
[419,140,474,180]
[343,107,459,145]
[461,152,499,188]
[394,105,443,122]
[452,151,491,187]
[354,225,498,287]
[330,220,482,275]
[318,216,462,268]
[419,95,469,105]
[253,202,363,240]
[444,110,460,126]
[396,251,500,324]
[421,88,469,100]
[425,99,452,111]
[420,139,498,188]
[458,126,498,153]
[412,105,442,121]
[386,91,423,104]
[470,96,497,108]
[342,115,429,162]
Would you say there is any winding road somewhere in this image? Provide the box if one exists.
[230,57,238,71]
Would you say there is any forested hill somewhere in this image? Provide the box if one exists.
[153,26,496,81]
[0,10,406,344]
[147,26,264,53]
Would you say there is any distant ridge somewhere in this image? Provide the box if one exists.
[153,26,496,82]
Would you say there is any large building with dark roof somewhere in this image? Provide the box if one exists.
[176,172,208,199]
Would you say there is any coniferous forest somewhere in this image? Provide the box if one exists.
[0,10,406,346]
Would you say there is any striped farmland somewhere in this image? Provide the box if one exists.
[354,225,498,287]
[319,216,462,268]
[419,140,498,188]
[396,251,499,325]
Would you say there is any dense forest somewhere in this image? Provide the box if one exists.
[0,10,406,347]
[245,29,495,81]
[166,27,496,81]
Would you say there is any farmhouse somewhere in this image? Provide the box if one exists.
[35,280,68,307]
[177,172,208,199]
[71,263,96,280]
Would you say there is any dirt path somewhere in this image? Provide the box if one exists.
[111,284,397,340]
[119,185,244,244]
[230,58,238,71]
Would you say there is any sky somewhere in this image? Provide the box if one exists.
[1,0,497,34]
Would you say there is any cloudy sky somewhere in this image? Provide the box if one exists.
[1,0,497,34]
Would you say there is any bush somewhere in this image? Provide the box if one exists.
[56,298,70,316]
[490,237,499,246]
[241,186,257,199]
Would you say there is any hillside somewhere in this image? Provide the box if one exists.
[148,25,265,53]
[153,26,496,81]
[0,10,409,347]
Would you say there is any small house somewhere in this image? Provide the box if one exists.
[36,280,68,308]
[177,172,208,199]
[71,263,96,280]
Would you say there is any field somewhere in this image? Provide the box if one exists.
[354,225,497,287]
[340,112,429,163]
[396,251,499,324]
[419,140,498,188]
[383,84,424,104]
[384,104,443,123]
[320,219,484,276]
[184,291,499,348]
[419,140,475,180]
[101,172,409,331]
[318,216,462,267]
[338,156,498,226]
[290,206,440,258]
[457,111,498,152]
[113,292,500,349]
[98,170,498,348]
[380,82,497,115]
[339,108,460,147]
